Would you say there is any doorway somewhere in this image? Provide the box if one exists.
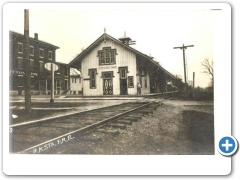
[119,67,128,95]
[103,72,113,95]
[120,79,127,95]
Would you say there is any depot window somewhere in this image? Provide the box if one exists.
[128,76,134,88]
[145,78,147,88]
[89,69,97,89]
[98,47,117,65]
[119,67,128,79]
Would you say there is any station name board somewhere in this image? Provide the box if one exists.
[9,70,38,76]
[99,66,117,70]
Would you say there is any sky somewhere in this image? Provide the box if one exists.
[6,3,222,88]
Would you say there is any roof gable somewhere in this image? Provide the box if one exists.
[68,33,175,79]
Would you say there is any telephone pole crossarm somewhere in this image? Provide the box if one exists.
[173,44,194,87]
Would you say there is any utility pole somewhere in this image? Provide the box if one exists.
[173,44,194,86]
[193,72,195,98]
[24,9,31,113]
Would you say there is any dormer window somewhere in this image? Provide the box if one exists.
[98,47,117,65]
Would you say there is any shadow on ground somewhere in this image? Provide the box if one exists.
[178,110,214,154]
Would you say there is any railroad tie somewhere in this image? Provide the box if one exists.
[116,120,132,125]
[126,114,143,118]
[123,117,139,122]
[79,136,102,143]
[137,110,153,114]
[106,123,126,129]
[96,128,120,136]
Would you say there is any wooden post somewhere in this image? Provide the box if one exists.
[50,63,54,104]
[45,79,47,95]
[39,79,40,95]
[24,9,31,113]
[182,46,187,85]
[193,72,195,98]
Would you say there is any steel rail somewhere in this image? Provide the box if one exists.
[18,101,155,154]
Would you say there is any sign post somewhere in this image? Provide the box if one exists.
[44,62,59,104]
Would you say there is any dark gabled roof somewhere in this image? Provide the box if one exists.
[55,61,68,66]
[68,33,175,79]
[9,30,59,49]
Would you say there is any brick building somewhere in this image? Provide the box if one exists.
[9,31,69,95]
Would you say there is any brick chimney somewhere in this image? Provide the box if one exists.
[34,33,38,40]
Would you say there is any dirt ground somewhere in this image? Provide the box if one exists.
[45,99,214,155]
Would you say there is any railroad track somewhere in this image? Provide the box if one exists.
[10,100,163,154]
[10,93,177,154]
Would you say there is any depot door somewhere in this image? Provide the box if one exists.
[119,67,128,95]
[103,72,113,95]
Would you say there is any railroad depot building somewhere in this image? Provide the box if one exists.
[68,32,176,96]
[9,31,69,95]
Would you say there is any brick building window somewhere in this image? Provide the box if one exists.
[18,43,23,53]
[64,68,68,77]
[89,69,97,89]
[17,75,24,87]
[30,46,34,56]
[30,59,34,69]
[48,51,52,60]
[18,58,23,69]
[145,78,147,88]
[30,76,35,88]
[98,47,116,65]
[128,76,134,88]
[39,48,44,58]
[39,61,44,71]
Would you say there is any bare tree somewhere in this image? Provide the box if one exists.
[201,58,214,88]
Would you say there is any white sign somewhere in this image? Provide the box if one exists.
[44,62,59,71]
[99,66,117,70]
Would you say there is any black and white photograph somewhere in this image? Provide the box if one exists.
[2,2,233,176]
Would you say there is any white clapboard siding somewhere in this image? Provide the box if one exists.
[81,39,137,96]
[70,77,82,91]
